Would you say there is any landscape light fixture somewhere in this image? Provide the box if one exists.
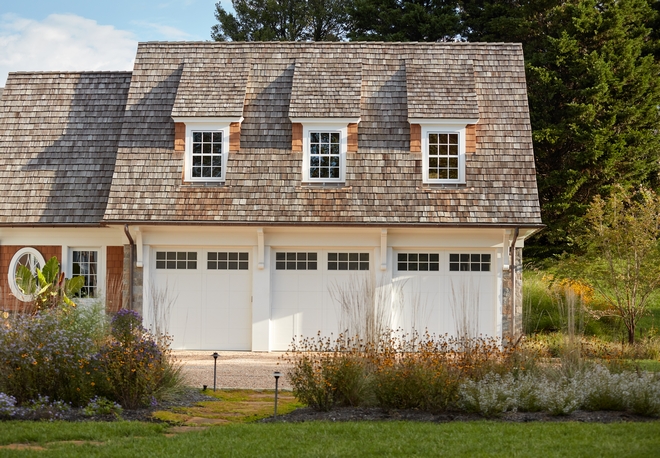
[212,352,219,391]
[273,371,282,418]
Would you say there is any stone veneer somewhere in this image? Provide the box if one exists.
[502,247,523,341]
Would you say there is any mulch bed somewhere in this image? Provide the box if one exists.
[261,406,658,424]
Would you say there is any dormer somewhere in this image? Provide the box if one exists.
[171,59,249,183]
[289,56,361,184]
[406,60,479,185]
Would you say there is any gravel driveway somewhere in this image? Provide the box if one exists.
[175,351,293,390]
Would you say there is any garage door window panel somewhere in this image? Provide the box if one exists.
[397,253,439,272]
[328,253,369,271]
[275,252,318,270]
[156,252,197,270]
[449,253,491,272]
[208,252,249,270]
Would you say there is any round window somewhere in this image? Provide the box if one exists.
[8,247,46,302]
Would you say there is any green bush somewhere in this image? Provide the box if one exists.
[94,309,183,409]
[0,308,98,405]
[0,307,182,410]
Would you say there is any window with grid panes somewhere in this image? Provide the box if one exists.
[72,250,98,298]
[207,252,249,270]
[191,131,223,179]
[327,253,369,271]
[155,252,197,270]
[449,254,491,272]
[275,252,317,270]
[428,133,459,180]
[397,253,439,272]
[309,132,340,179]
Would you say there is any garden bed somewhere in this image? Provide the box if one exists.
[262,405,658,424]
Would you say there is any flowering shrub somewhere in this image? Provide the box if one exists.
[84,396,123,418]
[0,309,97,405]
[285,331,524,413]
[0,307,182,411]
[94,310,182,409]
[287,335,371,411]
[0,393,17,418]
[23,395,71,420]
[458,373,517,417]
[287,332,660,417]
[456,365,660,417]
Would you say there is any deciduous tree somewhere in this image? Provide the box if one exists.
[573,186,660,344]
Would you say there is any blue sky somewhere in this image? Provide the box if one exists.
[0,0,234,85]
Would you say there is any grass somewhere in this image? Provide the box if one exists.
[152,389,303,425]
[0,421,658,457]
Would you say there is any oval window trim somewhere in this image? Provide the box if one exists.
[8,247,46,302]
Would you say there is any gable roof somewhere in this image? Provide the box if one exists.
[0,72,131,225]
[0,42,542,228]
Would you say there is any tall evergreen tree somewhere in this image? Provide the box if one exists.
[462,0,660,258]
[212,0,347,41]
[347,0,462,41]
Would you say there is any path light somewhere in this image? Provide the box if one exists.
[273,371,282,418]
[212,352,219,391]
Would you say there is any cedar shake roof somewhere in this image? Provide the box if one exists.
[171,50,251,118]
[289,52,362,118]
[105,42,541,226]
[0,42,542,227]
[406,60,479,119]
[0,72,131,225]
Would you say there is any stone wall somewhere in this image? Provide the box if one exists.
[122,244,143,315]
[502,247,523,341]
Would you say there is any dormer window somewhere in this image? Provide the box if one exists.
[291,118,358,184]
[410,119,478,185]
[172,117,242,183]
[428,132,460,181]
[310,131,340,180]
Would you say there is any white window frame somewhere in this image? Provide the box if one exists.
[292,118,359,184]
[173,117,242,183]
[411,119,478,185]
[69,248,102,300]
[7,247,46,302]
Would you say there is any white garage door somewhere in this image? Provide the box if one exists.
[151,249,252,350]
[393,251,497,338]
[271,250,372,351]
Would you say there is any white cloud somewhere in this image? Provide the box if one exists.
[131,20,192,40]
[0,13,137,86]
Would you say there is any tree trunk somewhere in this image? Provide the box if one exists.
[628,325,636,345]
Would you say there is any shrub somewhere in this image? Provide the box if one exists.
[458,373,517,417]
[0,309,98,405]
[94,310,183,409]
[287,335,371,411]
[286,331,521,413]
[0,393,17,418]
[22,395,71,420]
[84,396,123,418]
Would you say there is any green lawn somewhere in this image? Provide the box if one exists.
[0,421,658,457]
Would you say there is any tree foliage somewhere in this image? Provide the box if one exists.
[463,0,660,257]
[572,186,660,344]
[346,0,462,41]
[212,0,347,41]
